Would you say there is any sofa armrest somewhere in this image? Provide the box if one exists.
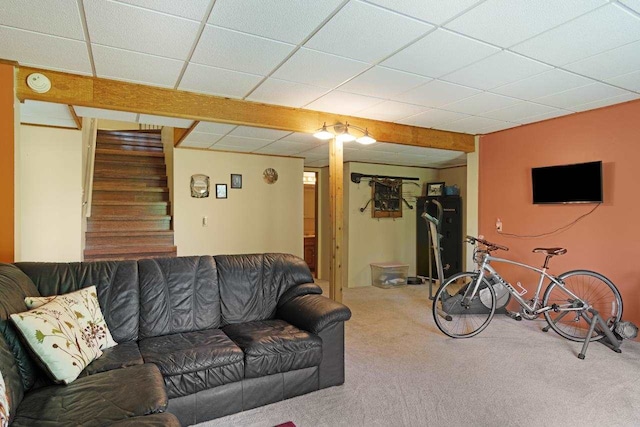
[277,282,322,307]
[277,294,351,334]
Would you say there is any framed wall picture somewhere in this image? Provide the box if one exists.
[426,182,445,197]
[216,184,227,199]
[231,174,242,189]
[190,174,209,198]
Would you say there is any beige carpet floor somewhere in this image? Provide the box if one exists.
[197,283,640,427]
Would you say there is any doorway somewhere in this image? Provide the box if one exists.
[303,171,318,277]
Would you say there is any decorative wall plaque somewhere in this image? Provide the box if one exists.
[263,168,278,184]
[190,174,210,198]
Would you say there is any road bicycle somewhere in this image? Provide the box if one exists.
[432,236,623,344]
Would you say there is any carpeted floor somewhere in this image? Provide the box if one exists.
[197,283,640,427]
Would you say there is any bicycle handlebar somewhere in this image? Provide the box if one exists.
[465,235,509,252]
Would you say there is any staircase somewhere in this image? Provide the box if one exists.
[84,129,177,261]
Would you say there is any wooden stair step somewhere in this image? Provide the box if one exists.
[87,216,171,232]
[84,245,177,256]
[91,201,170,216]
[98,142,164,152]
[93,165,167,177]
[93,184,168,192]
[89,215,171,220]
[85,230,174,247]
[84,251,177,261]
[96,148,164,157]
[92,177,168,188]
[92,189,169,202]
[97,130,161,139]
[95,153,165,166]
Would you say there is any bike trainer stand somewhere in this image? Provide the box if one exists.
[542,308,622,360]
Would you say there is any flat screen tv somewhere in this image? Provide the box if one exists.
[531,161,603,204]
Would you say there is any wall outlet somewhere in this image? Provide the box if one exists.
[202,216,208,227]
[496,218,502,232]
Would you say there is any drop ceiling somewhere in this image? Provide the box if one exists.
[7,0,640,165]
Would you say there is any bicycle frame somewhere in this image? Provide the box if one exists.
[466,254,587,315]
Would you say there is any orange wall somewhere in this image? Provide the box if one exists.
[0,63,14,262]
[479,99,640,327]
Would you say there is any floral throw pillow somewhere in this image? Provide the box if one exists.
[10,297,102,384]
[0,370,8,427]
[25,286,117,350]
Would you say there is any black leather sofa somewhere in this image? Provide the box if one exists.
[0,253,351,426]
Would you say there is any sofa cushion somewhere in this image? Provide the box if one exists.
[0,264,41,393]
[139,329,244,398]
[215,254,313,326]
[11,364,167,427]
[109,413,181,427]
[138,257,220,339]
[16,261,140,343]
[81,341,144,377]
[0,335,22,426]
[223,319,322,378]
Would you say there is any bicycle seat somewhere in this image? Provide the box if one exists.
[532,247,567,256]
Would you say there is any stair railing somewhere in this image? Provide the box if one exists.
[82,118,98,218]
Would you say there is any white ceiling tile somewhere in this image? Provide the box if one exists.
[393,80,481,107]
[441,92,520,115]
[191,25,295,75]
[1,0,84,40]
[382,29,499,78]
[138,114,193,128]
[533,82,629,109]
[210,144,255,153]
[475,121,521,134]
[182,131,225,146]
[441,51,552,90]
[563,40,640,80]
[73,107,137,122]
[621,0,640,13]
[212,135,273,150]
[399,109,470,127]
[364,0,484,25]
[179,63,263,98]
[84,0,200,60]
[273,48,370,89]
[299,145,330,157]
[254,140,313,155]
[305,91,384,115]
[518,109,573,125]
[445,0,606,47]
[246,79,327,108]
[180,139,218,149]
[209,0,344,44]
[607,70,640,92]
[21,101,74,121]
[481,102,559,122]
[281,132,326,146]
[361,142,411,153]
[195,122,236,135]
[21,116,79,128]
[512,4,640,66]
[254,145,304,157]
[305,0,433,64]
[339,66,431,99]
[0,26,91,74]
[92,44,183,87]
[356,101,427,122]
[491,69,594,100]
[572,92,640,112]
[114,0,211,20]
[229,126,291,140]
[305,159,330,167]
[437,116,510,134]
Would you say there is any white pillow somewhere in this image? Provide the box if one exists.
[25,286,117,350]
[10,297,102,384]
[0,370,8,427]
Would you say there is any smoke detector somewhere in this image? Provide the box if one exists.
[26,73,52,93]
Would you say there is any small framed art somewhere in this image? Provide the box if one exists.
[426,182,445,197]
[231,174,242,189]
[216,184,227,199]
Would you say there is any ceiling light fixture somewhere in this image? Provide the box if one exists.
[313,122,334,140]
[312,122,376,145]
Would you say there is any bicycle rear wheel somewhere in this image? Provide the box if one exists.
[432,272,496,338]
[542,270,622,342]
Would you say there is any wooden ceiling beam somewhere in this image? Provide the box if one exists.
[16,66,475,153]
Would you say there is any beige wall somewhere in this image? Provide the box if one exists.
[303,184,315,236]
[161,127,175,216]
[13,82,21,260]
[465,137,479,270]
[97,119,139,130]
[345,162,438,288]
[18,125,83,262]
[173,149,304,257]
[316,167,330,281]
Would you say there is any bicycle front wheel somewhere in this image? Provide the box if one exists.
[432,272,496,338]
[542,270,623,342]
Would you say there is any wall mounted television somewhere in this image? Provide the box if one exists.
[531,161,603,204]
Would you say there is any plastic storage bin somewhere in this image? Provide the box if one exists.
[370,262,409,289]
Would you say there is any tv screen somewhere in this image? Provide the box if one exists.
[532,161,603,204]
